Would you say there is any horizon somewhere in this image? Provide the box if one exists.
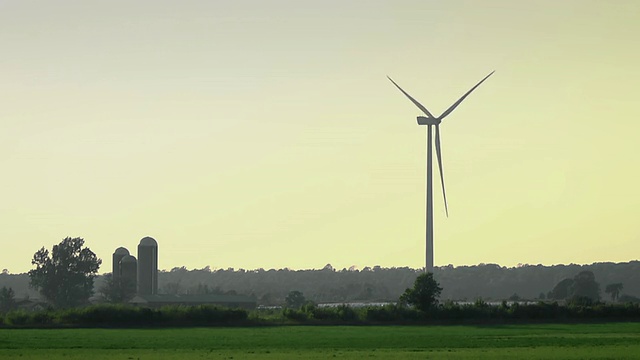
[3,255,639,276]
[2,1,640,274]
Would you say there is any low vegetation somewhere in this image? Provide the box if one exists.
[2,300,640,327]
[0,304,248,327]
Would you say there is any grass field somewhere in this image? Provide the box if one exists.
[1,323,639,359]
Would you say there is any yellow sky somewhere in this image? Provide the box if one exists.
[1,0,639,274]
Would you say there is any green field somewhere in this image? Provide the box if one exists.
[1,323,639,359]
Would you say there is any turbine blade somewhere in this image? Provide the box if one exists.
[387,76,435,118]
[438,71,494,120]
[434,125,449,217]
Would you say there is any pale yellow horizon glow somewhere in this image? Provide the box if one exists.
[1,1,639,274]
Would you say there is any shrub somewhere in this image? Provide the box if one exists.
[568,296,596,307]
[180,305,248,323]
[30,311,54,325]
[283,308,308,321]
[365,304,422,322]
[336,305,358,321]
[5,310,30,326]
[308,307,338,321]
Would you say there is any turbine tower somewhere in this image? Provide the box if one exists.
[388,71,494,273]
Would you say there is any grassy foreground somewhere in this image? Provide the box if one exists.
[1,323,639,359]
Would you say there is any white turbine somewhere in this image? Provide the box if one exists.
[388,71,494,273]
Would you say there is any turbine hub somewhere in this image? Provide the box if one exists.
[417,116,441,126]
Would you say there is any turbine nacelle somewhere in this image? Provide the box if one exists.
[417,116,441,126]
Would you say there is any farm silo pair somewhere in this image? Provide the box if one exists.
[112,236,158,295]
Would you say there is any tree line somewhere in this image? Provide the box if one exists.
[2,269,640,328]
[141,262,640,305]
[1,237,639,310]
[3,300,640,328]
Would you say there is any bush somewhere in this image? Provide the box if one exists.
[336,305,358,321]
[78,305,128,324]
[365,304,422,322]
[51,304,247,326]
[30,311,54,325]
[180,305,248,323]
[282,308,308,321]
[568,296,596,307]
[5,310,31,326]
[1,301,640,327]
[308,307,337,321]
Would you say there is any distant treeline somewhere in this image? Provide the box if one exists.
[2,261,639,304]
[2,301,640,328]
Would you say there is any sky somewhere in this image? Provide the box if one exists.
[1,0,639,274]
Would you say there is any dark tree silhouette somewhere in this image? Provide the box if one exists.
[28,237,101,308]
[0,286,16,313]
[6,261,639,305]
[399,272,442,311]
[570,270,600,302]
[285,290,306,309]
[98,274,136,303]
[162,281,183,295]
[548,278,575,300]
[605,283,623,302]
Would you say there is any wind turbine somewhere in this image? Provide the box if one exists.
[388,71,494,273]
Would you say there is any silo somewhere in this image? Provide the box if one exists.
[119,255,137,295]
[137,236,158,295]
[112,247,130,280]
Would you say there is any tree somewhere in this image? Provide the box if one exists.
[570,271,600,302]
[399,272,442,311]
[0,286,16,313]
[28,237,102,308]
[604,283,623,302]
[548,278,575,300]
[98,274,136,303]
[162,281,183,295]
[548,271,600,302]
[285,290,306,309]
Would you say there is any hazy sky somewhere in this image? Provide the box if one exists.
[2,0,639,274]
